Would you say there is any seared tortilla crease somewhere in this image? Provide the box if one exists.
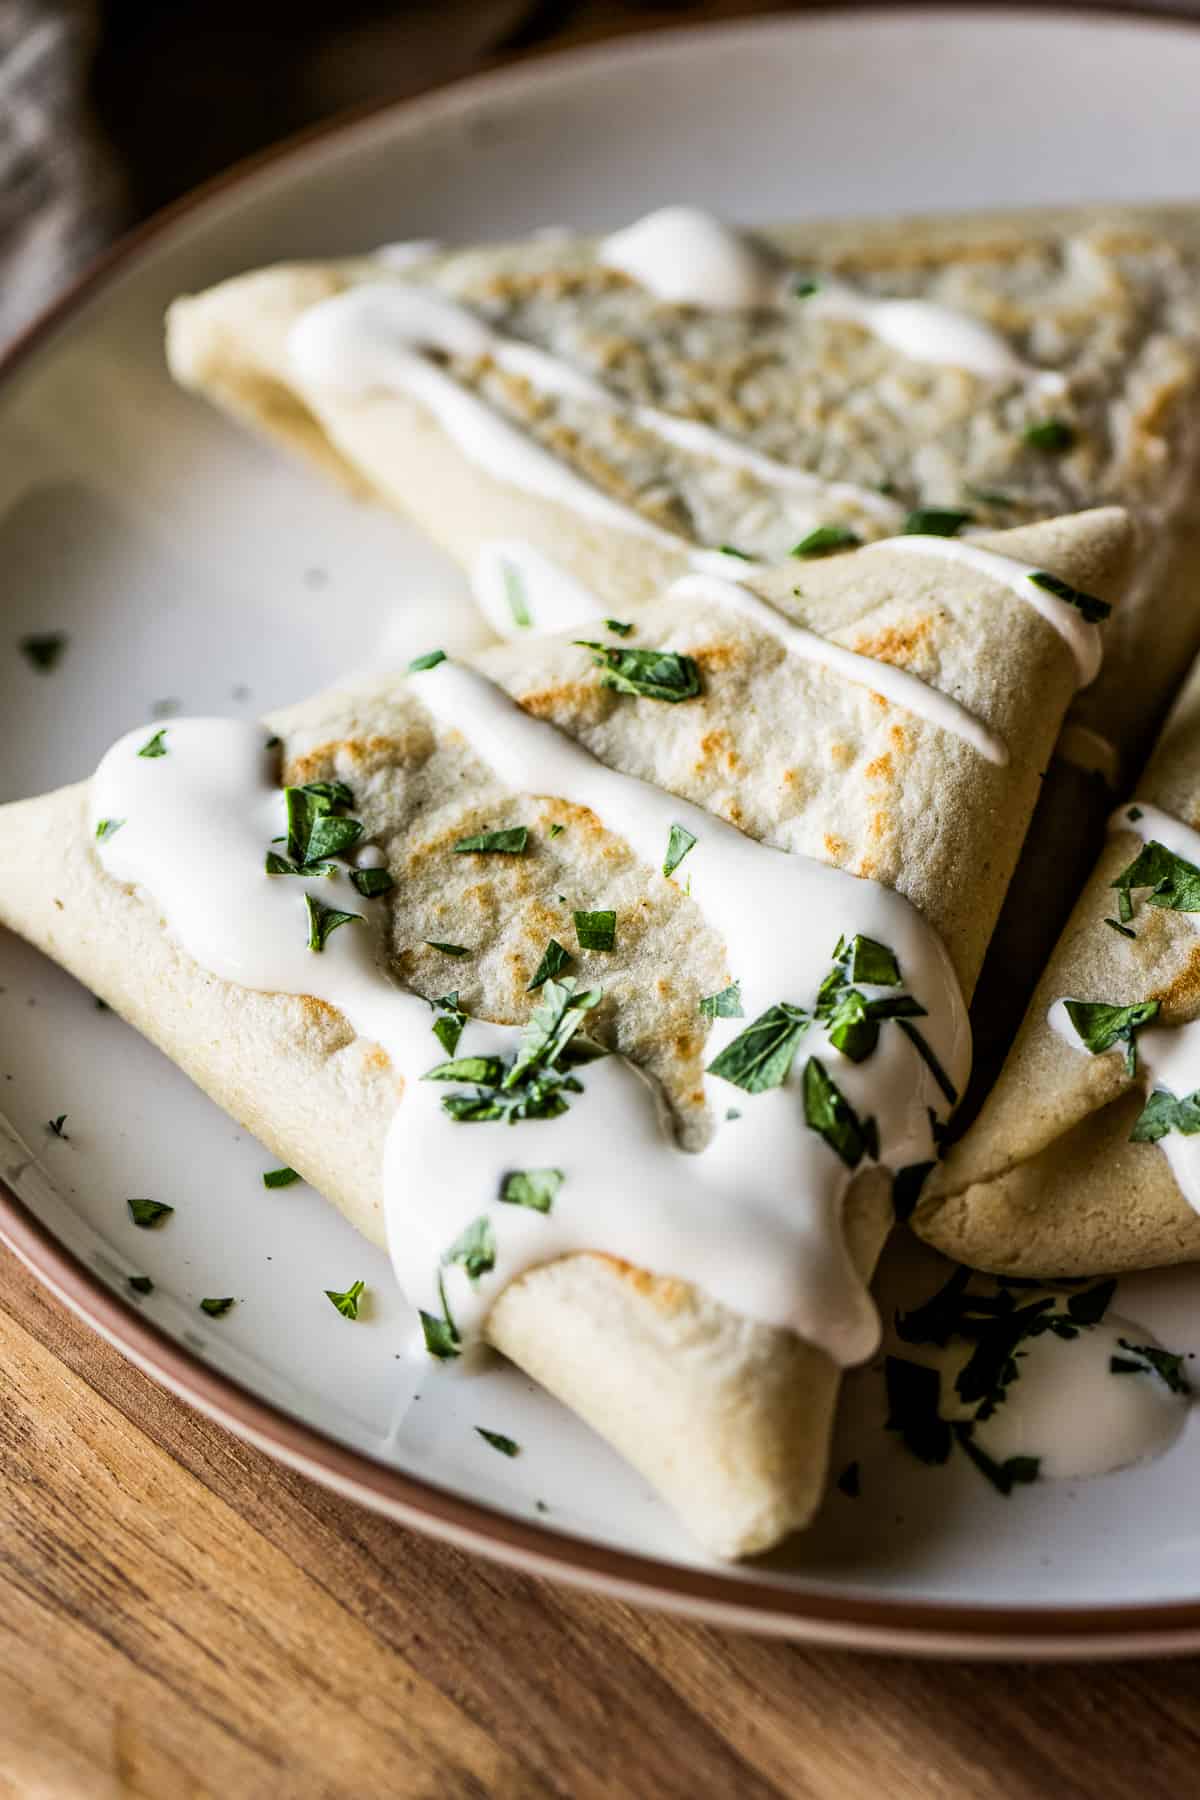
[0,514,1130,1554]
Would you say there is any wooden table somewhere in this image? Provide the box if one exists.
[5,1251,1200,1797]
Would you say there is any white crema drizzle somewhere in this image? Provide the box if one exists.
[287,280,901,561]
[90,668,971,1368]
[597,205,1065,390]
[871,535,1104,688]
[1050,801,1200,1211]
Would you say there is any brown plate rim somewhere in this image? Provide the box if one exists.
[4,6,1200,1655]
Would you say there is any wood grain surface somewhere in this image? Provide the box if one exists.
[3,1246,1200,1799]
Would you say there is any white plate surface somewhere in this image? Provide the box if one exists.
[5,9,1200,1652]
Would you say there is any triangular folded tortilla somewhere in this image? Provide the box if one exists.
[165,204,1200,1075]
[917,650,1200,1279]
[0,515,1131,1556]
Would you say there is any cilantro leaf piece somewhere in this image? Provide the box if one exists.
[791,525,861,558]
[895,1264,974,1347]
[453,826,528,855]
[409,649,446,672]
[127,1198,173,1229]
[528,937,573,992]
[442,1215,496,1281]
[199,1297,234,1318]
[1065,1278,1117,1327]
[1028,569,1111,624]
[573,910,616,952]
[902,509,971,538]
[286,785,363,867]
[1113,1337,1192,1395]
[954,1297,1055,1414]
[792,276,821,299]
[325,1278,366,1320]
[1023,418,1076,453]
[128,1276,153,1296]
[263,1166,300,1189]
[1130,1087,1200,1144]
[505,978,601,1089]
[1062,997,1160,1075]
[420,1276,461,1359]
[803,1057,878,1167]
[1112,839,1200,917]
[699,982,743,1020]
[19,631,67,671]
[841,935,902,985]
[500,1168,563,1213]
[137,728,168,758]
[548,822,565,839]
[46,1114,68,1139]
[836,1460,861,1498]
[1104,917,1136,939]
[476,1427,520,1457]
[502,560,531,629]
[707,1002,809,1092]
[885,1357,952,1465]
[426,941,471,957]
[663,823,697,878]
[350,866,394,898]
[953,1424,1040,1495]
[425,1054,508,1087]
[574,640,702,704]
[431,993,468,1058]
[717,544,753,560]
[605,618,634,636]
[304,894,363,952]
[95,818,124,842]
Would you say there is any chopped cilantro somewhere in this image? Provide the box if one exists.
[284,783,363,869]
[304,894,363,952]
[885,1357,952,1465]
[574,910,616,952]
[95,818,124,842]
[548,822,565,838]
[528,938,573,992]
[137,728,168,758]
[1130,1087,1200,1144]
[699,982,743,1020]
[717,545,753,560]
[408,649,446,672]
[350,867,394,898]
[500,1168,563,1213]
[442,1215,496,1281]
[127,1198,173,1229]
[1112,839,1200,919]
[454,826,528,855]
[575,640,702,703]
[128,1276,153,1296]
[1028,569,1111,624]
[46,1114,68,1139]
[476,1428,520,1457]
[902,509,972,538]
[792,277,821,299]
[954,1425,1040,1496]
[1104,917,1136,939]
[199,1297,234,1318]
[1062,997,1160,1075]
[605,618,634,636]
[263,1166,300,1188]
[325,1278,366,1320]
[426,978,601,1125]
[1112,1338,1192,1395]
[420,1276,461,1359]
[427,941,471,957]
[791,525,860,558]
[707,1001,809,1092]
[431,991,468,1058]
[663,823,697,878]
[803,1057,878,1167]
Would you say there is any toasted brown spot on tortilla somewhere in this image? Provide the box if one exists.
[692,640,740,674]
[1153,942,1200,1021]
[828,741,854,770]
[865,752,894,782]
[823,833,848,862]
[852,617,933,669]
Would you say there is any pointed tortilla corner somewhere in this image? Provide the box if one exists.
[918,653,1200,1278]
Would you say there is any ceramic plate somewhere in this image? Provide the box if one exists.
[5,8,1200,1657]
